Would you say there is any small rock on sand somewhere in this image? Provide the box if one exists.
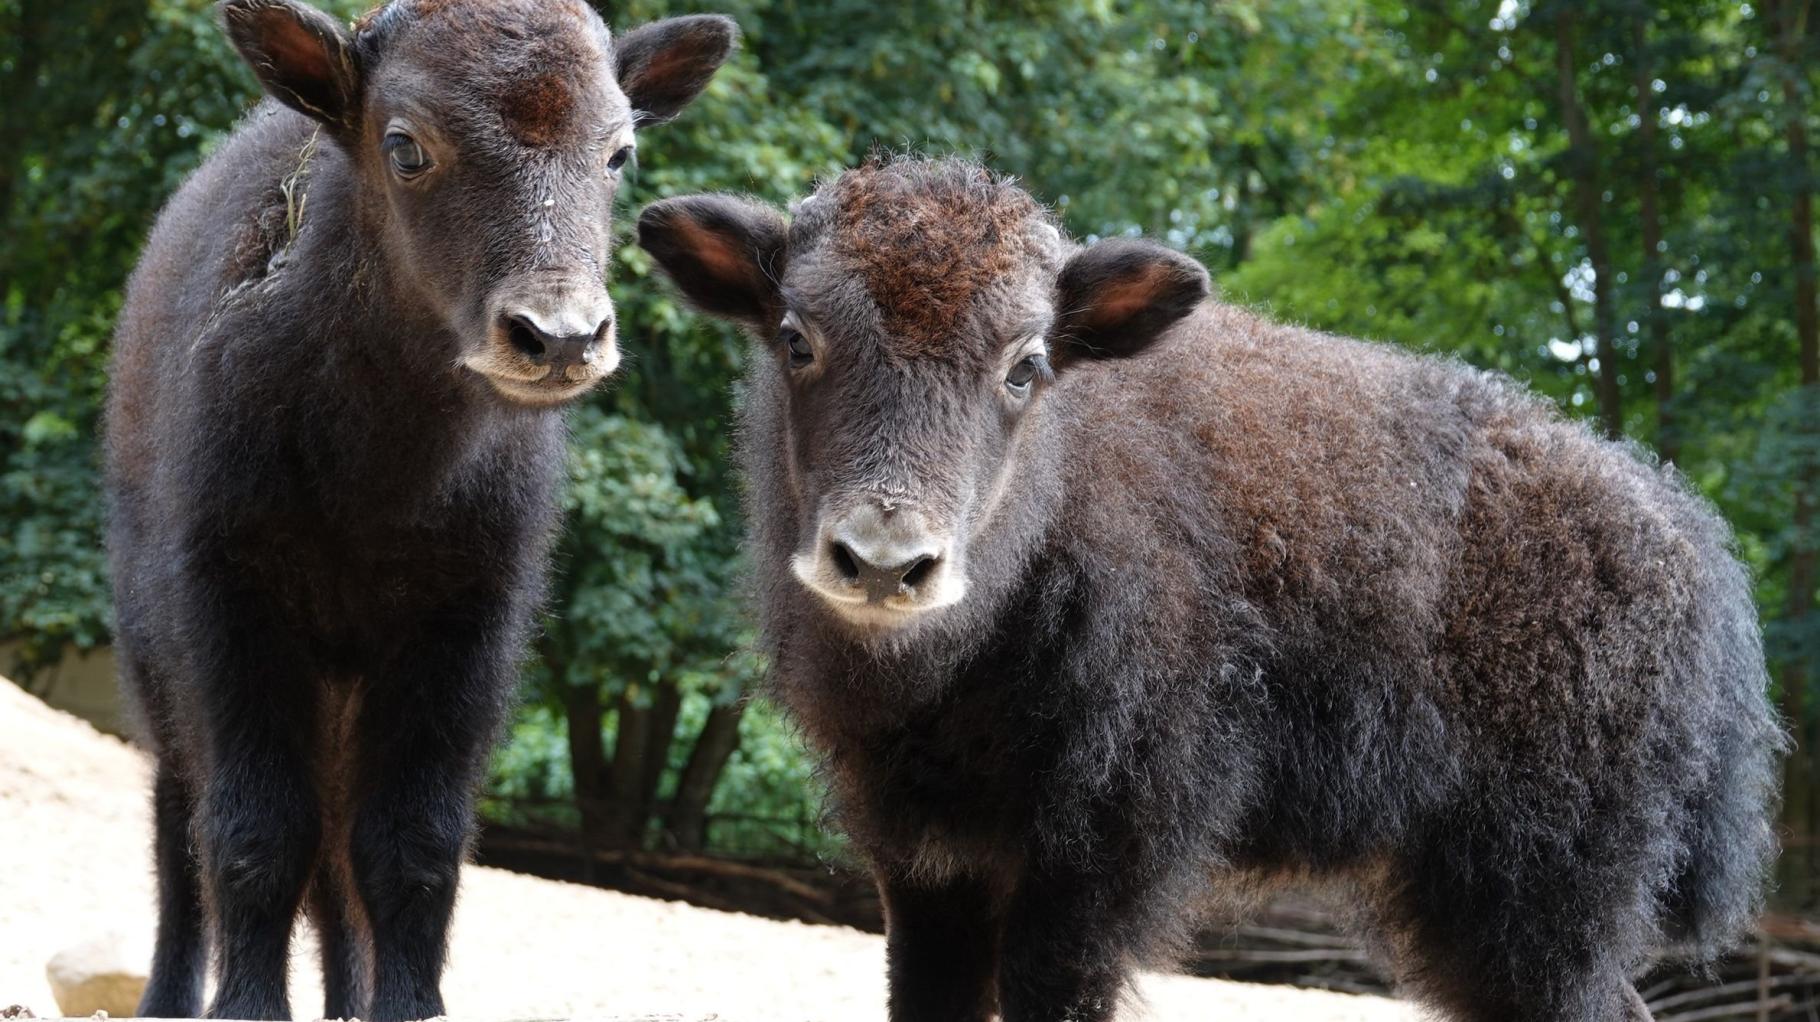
[45,933,148,1019]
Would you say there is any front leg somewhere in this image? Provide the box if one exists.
[348,603,520,1022]
[998,830,1207,1022]
[997,866,1134,1022]
[185,584,323,1021]
[881,869,1005,1022]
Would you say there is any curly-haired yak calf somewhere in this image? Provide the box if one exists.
[639,158,1784,1022]
[105,1,734,1018]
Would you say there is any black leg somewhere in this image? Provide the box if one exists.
[349,609,516,1022]
[200,737,320,1021]
[996,868,1134,1022]
[139,760,208,1018]
[881,870,1004,1022]
[308,856,369,1020]
[995,827,1208,1022]
[1391,814,1661,1022]
[190,595,321,1022]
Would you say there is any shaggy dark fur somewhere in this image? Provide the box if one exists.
[105,2,733,1019]
[640,157,1785,1022]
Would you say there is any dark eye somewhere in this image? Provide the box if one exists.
[607,145,634,173]
[781,327,813,369]
[383,132,431,177]
[1005,354,1045,394]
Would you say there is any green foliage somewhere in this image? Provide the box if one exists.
[543,408,729,692]
[702,698,846,862]
[487,706,577,810]
[484,692,846,861]
[0,413,110,672]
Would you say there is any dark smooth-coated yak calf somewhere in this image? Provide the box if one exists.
[639,157,1784,1022]
[105,1,733,1018]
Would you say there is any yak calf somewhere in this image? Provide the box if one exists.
[640,157,1784,1022]
[105,1,733,1018]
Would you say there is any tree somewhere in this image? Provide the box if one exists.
[1757,0,1820,905]
[537,409,749,850]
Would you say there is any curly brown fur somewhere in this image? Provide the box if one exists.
[830,159,1049,352]
[106,3,733,1019]
[641,156,1784,1022]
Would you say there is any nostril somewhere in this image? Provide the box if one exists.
[504,315,547,361]
[901,555,938,590]
[831,542,861,583]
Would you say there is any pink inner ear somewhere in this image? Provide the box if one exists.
[679,220,754,289]
[257,9,335,85]
[1088,262,1171,330]
[630,44,697,94]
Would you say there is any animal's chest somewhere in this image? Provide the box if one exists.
[253,512,505,609]
[267,413,551,591]
[849,663,1057,863]
[227,455,550,653]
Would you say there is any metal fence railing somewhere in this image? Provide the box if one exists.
[477,793,846,866]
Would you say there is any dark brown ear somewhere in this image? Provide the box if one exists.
[614,15,739,127]
[638,194,788,331]
[1051,238,1210,366]
[219,0,361,130]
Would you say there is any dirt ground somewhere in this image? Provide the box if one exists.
[0,679,1418,1021]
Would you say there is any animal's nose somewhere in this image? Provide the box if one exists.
[830,540,942,603]
[825,505,948,604]
[501,310,613,372]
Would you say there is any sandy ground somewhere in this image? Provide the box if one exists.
[0,679,1418,1021]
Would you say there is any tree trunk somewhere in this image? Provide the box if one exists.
[0,0,55,284]
[1554,8,1624,438]
[666,701,748,853]
[1771,0,1819,909]
[634,680,685,840]
[1632,14,1676,464]
[602,686,653,847]
[595,679,688,848]
[562,680,613,850]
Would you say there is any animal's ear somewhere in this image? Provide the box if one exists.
[614,15,739,127]
[638,193,788,330]
[1051,238,1210,366]
[219,0,361,130]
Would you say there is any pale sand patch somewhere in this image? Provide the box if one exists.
[0,679,1418,1021]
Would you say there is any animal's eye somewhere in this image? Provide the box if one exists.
[384,132,431,177]
[781,327,813,369]
[1005,354,1045,395]
[607,145,634,173]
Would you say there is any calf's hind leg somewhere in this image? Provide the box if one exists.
[139,758,208,1018]
[1392,816,1660,1022]
[311,690,370,1020]
[307,855,369,1020]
